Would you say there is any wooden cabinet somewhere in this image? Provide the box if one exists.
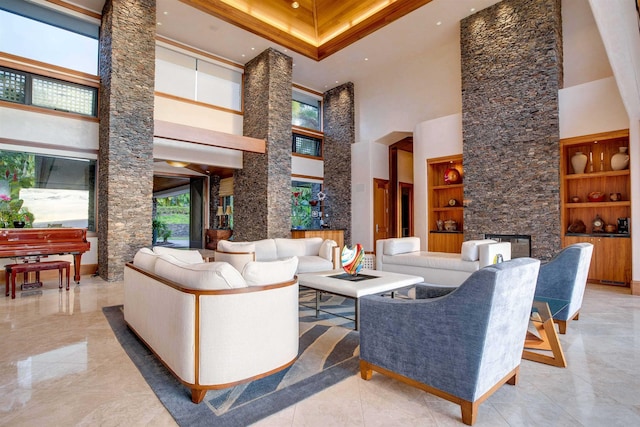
[560,129,631,285]
[291,229,344,249]
[427,154,464,253]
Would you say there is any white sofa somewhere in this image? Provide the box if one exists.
[376,237,511,286]
[123,246,299,403]
[216,237,340,273]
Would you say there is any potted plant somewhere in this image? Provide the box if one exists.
[152,219,168,245]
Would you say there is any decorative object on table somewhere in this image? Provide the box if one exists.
[609,192,621,202]
[604,224,617,233]
[443,219,457,231]
[316,191,326,201]
[571,151,588,174]
[617,217,629,234]
[587,191,605,202]
[610,147,629,171]
[443,167,461,184]
[311,210,318,218]
[12,220,25,228]
[292,191,300,205]
[309,200,318,206]
[567,219,586,234]
[341,243,365,276]
[436,219,444,231]
[571,196,580,203]
[447,198,459,207]
[589,151,594,172]
[592,214,604,233]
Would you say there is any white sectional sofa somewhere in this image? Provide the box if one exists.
[216,237,340,273]
[123,246,299,403]
[376,237,511,286]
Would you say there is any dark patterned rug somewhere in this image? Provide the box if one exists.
[102,292,359,427]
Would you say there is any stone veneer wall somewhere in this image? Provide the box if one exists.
[98,0,156,280]
[323,83,354,245]
[209,175,221,229]
[235,48,292,241]
[460,0,563,260]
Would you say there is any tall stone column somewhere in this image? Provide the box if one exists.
[98,0,156,280]
[461,0,562,260]
[235,48,292,241]
[323,83,354,246]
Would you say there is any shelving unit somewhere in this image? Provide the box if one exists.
[427,154,464,253]
[560,129,631,285]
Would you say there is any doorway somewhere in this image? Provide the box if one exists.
[399,182,413,237]
[373,178,390,253]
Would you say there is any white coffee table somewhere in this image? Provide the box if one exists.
[297,269,423,329]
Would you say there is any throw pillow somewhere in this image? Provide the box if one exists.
[242,256,299,286]
[319,239,337,261]
[133,247,158,272]
[153,246,204,264]
[154,258,247,290]
[461,239,496,262]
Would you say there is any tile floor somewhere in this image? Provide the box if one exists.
[1,276,639,426]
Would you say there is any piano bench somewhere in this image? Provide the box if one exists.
[5,260,71,299]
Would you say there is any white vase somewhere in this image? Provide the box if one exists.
[611,147,629,171]
[571,151,588,174]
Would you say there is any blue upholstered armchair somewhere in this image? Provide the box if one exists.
[359,258,540,426]
[534,243,593,334]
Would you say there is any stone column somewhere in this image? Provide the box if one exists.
[98,0,156,280]
[323,83,354,246]
[209,175,221,229]
[461,0,562,260]
[234,48,292,241]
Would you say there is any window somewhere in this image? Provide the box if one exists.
[155,45,243,111]
[0,150,96,231]
[292,89,321,130]
[0,8,99,75]
[291,181,323,229]
[0,66,98,116]
[292,133,322,157]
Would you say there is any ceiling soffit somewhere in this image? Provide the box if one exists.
[179,0,433,61]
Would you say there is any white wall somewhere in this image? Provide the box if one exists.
[413,114,463,251]
[154,97,243,135]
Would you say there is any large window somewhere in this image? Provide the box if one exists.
[0,8,99,75]
[0,150,96,231]
[292,133,322,157]
[292,89,321,130]
[155,46,243,111]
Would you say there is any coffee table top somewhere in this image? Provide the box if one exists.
[297,269,423,298]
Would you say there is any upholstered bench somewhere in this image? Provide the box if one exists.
[5,260,71,299]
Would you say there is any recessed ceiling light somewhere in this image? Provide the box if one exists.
[436,21,442,26]
[241,54,245,57]
[157,22,162,26]
[163,11,168,15]
[335,80,339,84]
[470,8,476,12]
[251,47,255,50]
[291,2,299,8]
[364,57,369,61]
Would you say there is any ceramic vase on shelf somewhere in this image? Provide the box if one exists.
[611,147,629,171]
[571,151,588,174]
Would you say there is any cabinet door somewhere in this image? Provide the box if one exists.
[564,236,630,284]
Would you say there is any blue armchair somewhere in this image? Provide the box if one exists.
[534,243,593,334]
[359,258,540,425]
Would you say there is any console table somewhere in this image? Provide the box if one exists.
[291,229,344,249]
[205,229,232,250]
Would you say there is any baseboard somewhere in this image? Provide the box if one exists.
[631,280,640,296]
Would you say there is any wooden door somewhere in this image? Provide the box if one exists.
[399,182,413,237]
[373,178,389,252]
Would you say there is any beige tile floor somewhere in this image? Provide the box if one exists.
[1,275,639,426]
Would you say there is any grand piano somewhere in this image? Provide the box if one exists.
[0,228,91,283]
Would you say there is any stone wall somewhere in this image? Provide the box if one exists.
[235,48,292,241]
[98,0,156,280]
[209,175,221,229]
[460,0,563,260]
[323,83,355,246]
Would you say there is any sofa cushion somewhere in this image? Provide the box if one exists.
[154,257,247,290]
[383,237,421,255]
[153,246,204,264]
[217,240,256,254]
[254,239,278,261]
[242,256,299,286]
[301,237,324,256]
[381,251,480,273]
[275,238,306,258]
[133,247,158,272]
[297,255,334,274]
[319,239,337,261]
[461,239,497,262]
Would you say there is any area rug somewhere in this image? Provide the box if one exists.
[102,292,359,427]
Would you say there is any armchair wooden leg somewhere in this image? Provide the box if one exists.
[507,369,519,385]
[460,400,478,426]
[556,320,567,334]
[191,388,206,403]
[360,360,373,380]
